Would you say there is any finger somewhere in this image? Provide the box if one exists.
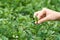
[37,17,49,24]
[34,12,38,18]
[35,21,38,24]
[37,8,46,20]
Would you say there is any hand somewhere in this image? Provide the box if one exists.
[34,8,60,24]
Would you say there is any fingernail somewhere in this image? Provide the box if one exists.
[38,22,41,24]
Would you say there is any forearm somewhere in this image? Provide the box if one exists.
[57,12,60,20]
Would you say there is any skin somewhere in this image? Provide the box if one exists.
[34,8,60,24]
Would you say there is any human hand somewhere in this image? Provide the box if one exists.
[34,8,60,24]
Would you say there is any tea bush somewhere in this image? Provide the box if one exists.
[0,0,60,40]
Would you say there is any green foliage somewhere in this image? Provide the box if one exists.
[0,0,60,40]
[0,34,8,40]
[34,16,38,22]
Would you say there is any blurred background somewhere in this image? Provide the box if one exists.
[0,0,60,40]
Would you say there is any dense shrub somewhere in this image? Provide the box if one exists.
[0,0,60,40]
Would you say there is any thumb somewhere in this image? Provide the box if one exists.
[37,17,49,24]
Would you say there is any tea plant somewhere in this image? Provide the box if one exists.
[0,0,60,40]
